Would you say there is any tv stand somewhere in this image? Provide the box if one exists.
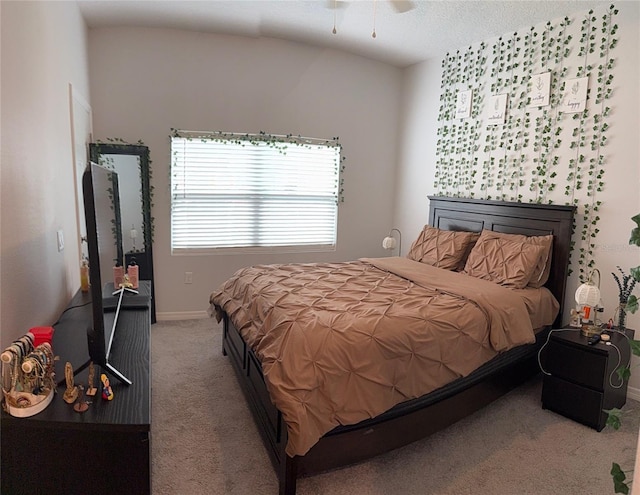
[101,283,147,386]
[1,282,152,495]
[105,361,132,386]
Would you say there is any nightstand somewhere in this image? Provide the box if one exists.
[540,328,634,431]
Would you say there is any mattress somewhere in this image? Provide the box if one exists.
[211,257,559,456]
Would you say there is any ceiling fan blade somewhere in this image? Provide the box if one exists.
[389,0,415,13]
[325,0,349,10]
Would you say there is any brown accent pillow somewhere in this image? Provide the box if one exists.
[407,226,480,271]
[463,231,546,289]
[477,231,554,288]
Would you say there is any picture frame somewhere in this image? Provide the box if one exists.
[560,76,589,113]
[486,94,508,125]
[528,71,551,108]
[455,89,473,119]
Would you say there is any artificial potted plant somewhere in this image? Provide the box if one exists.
[608,213,640,494]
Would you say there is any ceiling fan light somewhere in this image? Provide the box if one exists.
[372,0,377,39]
[390,0,416,14]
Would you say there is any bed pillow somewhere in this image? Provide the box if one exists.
[407,226,480,271]
[477,231,554,288]
[463,231,546,289]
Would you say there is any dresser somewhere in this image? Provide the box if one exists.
[1,284,151,495]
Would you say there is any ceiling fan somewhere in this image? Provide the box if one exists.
[327,0,416,14]
[327,0,416,38]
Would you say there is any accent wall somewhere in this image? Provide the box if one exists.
[395,1,640,390]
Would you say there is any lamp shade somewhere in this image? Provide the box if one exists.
[575,283,601,307]
[382,228,402,255]
[382,236,397,250]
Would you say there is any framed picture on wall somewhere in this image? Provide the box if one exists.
[528,72,551,108]
[456,89,473,119]
[560,76,589,113]
[486,94,508,125]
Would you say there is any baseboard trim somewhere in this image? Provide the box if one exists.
[628,386,640,402]
[156,310,210,321]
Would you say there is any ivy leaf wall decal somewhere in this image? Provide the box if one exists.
[434,4,618,281]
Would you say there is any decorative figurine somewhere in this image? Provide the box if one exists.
[101,373,114,401]
[568,308,581,328]
[86,362,97,396]
[73,385,90,413]
[63,361,78,404]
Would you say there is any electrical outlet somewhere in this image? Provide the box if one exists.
[57,230,64,252]
[184,272,193,284]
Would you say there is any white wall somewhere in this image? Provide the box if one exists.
[87,27,403,318]
[3,1,636,367]
[0,1,90,348]
[396,2,640,389]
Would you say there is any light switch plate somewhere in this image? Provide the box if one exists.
[57,230,64,252]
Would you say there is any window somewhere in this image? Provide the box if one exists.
[171,131,343,254]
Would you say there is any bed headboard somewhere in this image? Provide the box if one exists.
[428,196,575,328]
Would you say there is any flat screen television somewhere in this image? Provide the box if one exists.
[82,161,132,385]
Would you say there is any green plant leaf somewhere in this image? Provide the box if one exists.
[627,295,638,314]
[611,463,629,494]
[606,408,623,430]
[630,214,640,246]
[617,365,631,382]
[629,340,640,357]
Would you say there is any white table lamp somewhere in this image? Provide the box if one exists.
[382,228,401,256]
[575,269,601,336]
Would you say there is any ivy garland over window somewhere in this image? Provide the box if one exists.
[433,4,619,281]
[170,129,345,204]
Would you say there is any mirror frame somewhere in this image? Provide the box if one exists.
[89,143,156,322]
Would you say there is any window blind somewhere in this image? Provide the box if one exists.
[171,134,341,254]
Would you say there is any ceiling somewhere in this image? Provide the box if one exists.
[77,0,610,68]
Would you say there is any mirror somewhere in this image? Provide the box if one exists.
[89,143,156,322]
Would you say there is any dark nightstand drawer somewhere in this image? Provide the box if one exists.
[540,328,633,431]
[542,375,606,430]
[544,338,608,390]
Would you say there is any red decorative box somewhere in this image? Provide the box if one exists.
[28,326,55,347]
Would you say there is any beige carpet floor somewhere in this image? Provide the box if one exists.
[150,318,639,495]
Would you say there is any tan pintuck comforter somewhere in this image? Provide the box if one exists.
[211,257,549,457]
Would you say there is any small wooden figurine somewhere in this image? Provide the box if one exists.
[73,385,90,413]
[85,362,97,396]
[101,373,114,401]
[63,361,78,404]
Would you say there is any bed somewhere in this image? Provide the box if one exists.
[210,196,575,495]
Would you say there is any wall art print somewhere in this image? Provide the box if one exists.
[559,76,589,113]
[486,94,508,125]
[456,89,473,119]
[528,71,551,108]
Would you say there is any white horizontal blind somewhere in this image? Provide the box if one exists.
[171,134,341,253]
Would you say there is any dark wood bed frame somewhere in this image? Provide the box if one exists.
[219,196,575,495]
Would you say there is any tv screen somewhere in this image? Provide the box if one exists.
[82,161,131,384]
